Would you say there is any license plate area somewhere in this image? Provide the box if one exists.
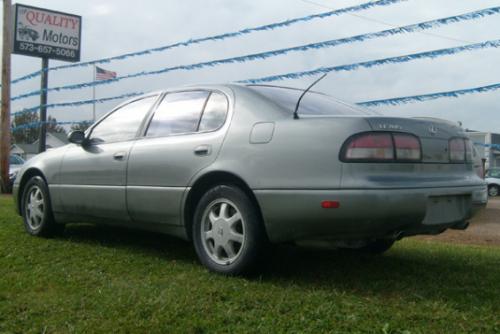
[422,195,468,225]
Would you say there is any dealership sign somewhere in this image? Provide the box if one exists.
[12,4,81,62]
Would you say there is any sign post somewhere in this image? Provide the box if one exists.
[12,3,82,153]
[38,57,49,153]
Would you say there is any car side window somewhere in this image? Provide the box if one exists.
[146,91,210,137]
[198,92,228,132]
[90,96,157,143]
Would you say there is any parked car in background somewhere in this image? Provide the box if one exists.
[12,84,488,275]
[9,154,25,186]
[485,168,500,197]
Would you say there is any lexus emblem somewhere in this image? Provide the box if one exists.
[428,125,438,135]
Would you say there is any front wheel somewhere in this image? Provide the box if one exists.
[192,185,268,275]
[21,176,64,237]
[488,185,499,197]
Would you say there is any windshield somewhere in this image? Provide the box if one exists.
[249,85,377,116]
[487,168,500,178]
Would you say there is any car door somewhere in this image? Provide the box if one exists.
[126,90,230,225]
[58,95,158,220]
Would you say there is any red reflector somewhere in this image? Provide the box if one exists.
[321,201,340,209]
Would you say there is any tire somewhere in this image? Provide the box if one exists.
[192,185,268,275]
[358,239,395,255]
[488,185,499,197]
[21,176,64,237]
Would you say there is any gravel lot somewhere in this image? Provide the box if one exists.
[417,197,500,246]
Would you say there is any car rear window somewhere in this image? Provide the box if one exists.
[249,85,376,116]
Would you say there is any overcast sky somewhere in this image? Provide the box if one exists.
[1,0,500,132]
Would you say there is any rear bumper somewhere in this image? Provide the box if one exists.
[254,185,488,243]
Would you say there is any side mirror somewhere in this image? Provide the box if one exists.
[68,130,87,145]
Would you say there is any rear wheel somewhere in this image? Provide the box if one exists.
[488,185,499,197]
[21,176,64,237]
[192,185,268,275]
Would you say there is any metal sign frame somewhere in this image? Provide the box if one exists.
[12,3,81,62]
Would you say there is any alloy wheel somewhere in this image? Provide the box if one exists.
[489,186,499,197]
[200,199,245,266]
[25,185,45,230]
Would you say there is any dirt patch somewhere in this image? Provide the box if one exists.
[416,198,500,246]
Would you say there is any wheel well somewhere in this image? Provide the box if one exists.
[184,171,265,241]
[17,168,46,213]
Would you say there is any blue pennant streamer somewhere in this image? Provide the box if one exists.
[9,0,407,85]
[474,142,500,150]
[12,91,144,116]
[11,81,500,131]
[240,39,500,84]
[11,80,500,120]
[357,83,500,106]
[11,30,500,102]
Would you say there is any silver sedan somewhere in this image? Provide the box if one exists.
[13,84,488,275]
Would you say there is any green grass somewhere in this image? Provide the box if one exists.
[0,195,499,334]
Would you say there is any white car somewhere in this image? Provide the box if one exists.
[486,168,500,197]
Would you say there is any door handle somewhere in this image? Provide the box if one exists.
[113,151,126,160]
[194,145,211,156]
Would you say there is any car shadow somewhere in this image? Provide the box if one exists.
[58,223,498,305]
[60,223,196,263]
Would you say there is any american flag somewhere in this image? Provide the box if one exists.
[95,66,117,80]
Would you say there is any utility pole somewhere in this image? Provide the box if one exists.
[1,0,12,193]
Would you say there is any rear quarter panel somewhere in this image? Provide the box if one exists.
[203,86,372,190]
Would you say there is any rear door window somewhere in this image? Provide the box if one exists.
[146,91,211,137]
[198,92,228,132]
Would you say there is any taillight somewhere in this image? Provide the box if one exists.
[393,134,421,161]
[342,132,421,162]
[465,139,473,162]
[344,133,394,161]
[449,138,466,162]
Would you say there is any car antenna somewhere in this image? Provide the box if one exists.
[293,73,328,120]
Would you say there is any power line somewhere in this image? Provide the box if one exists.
[299,0,475,44]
